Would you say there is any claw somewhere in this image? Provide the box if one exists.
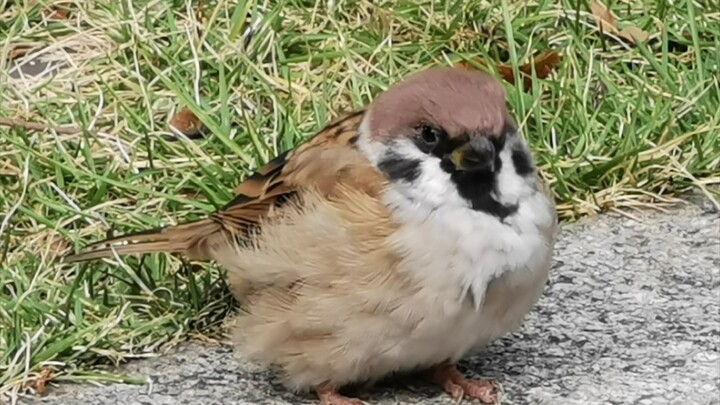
[423,363,498,404]
[316,387,366,405]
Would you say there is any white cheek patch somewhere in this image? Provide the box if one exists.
[494,134,536,205]
[356,116,469,211]
[384,140,469,211]
[355,115,384,165]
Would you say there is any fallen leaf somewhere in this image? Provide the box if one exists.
[455,51,562,92]
[619,25,650,43]
[50,8,70,20]
[8,46,33,61]
[42,5,71,20]
[35,368,54,396]
[590,1,617,33]
[518,51,562,80]
[22,367,55,396]
[589,1,650,44]
[168,107,208,139]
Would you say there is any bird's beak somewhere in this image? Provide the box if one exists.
[449,137,496,172]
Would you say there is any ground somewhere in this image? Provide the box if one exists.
[17,195,720,405]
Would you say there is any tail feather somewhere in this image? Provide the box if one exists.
[60,218,221,264]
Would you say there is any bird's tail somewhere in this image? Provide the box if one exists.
[60,218,222,264]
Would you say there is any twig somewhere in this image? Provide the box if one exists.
[0,117,83,135]
[0,116,206,144]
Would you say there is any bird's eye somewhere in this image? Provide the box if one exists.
[420,125,441,146]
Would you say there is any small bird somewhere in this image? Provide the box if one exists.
[62,66,557,405]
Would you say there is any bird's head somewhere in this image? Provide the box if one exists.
[358,67,537,217]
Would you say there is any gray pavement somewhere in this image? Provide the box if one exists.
[16,196,720,405]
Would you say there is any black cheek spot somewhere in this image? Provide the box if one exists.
[378,152,421,183]
[511,149,534,176]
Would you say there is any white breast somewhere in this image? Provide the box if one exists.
[386,145,555,305]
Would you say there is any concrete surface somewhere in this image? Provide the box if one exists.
[17,196,720,405]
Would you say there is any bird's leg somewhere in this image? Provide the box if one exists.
[315,386,365,405]
[422,363,497,404]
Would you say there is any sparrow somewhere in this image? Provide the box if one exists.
[62,66,557,405]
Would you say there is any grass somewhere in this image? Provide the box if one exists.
[1,0,718,400]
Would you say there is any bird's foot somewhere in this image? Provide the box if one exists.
[316,387,365,405]
[423,363,497,404]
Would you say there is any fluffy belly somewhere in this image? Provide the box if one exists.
[379,244,552,370]
[230,277,477,390]
[226,186,556,391]
[230,255,550,392]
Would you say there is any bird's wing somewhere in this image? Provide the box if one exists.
[61,109,380,263]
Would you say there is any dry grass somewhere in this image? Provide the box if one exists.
[1,0,718,401]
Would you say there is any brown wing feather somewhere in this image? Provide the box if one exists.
[214,108,369,233]
[61,108,373,264]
